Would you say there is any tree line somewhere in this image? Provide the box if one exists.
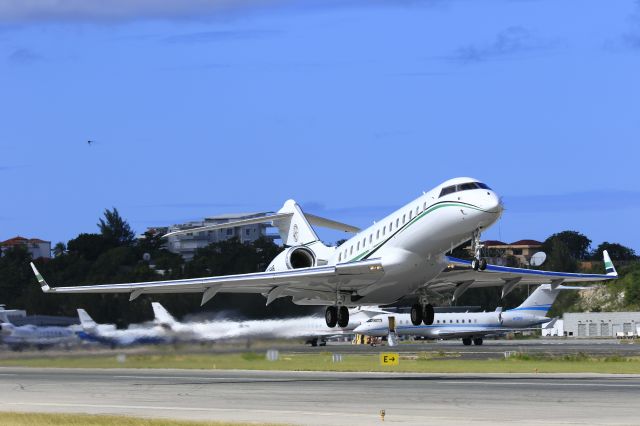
[1,210,637,325]
[0,208,314,326]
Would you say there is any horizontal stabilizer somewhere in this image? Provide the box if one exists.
[304,213,360,233]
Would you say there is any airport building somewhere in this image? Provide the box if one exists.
[0,236,51,259]
[149,212,276,261]
[482,239,543,266]
[543,312,640,338]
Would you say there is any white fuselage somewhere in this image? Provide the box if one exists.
[0,323,80,347]
[354,310,550,339]
[301,178,503,305]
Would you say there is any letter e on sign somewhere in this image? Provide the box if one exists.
[380,353,399,366]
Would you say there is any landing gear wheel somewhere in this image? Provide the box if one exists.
[410,304,423,326]
[462,338,472,346]
[473,338,483,346]
[422,304,434,326]
[325,306,338,328]
[479,259,487,271]
[471,258,479,271]
[337,306,349,328]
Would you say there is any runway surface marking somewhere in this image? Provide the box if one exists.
[438,380,640,388]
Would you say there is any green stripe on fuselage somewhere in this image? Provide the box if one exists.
[345,201,486,263]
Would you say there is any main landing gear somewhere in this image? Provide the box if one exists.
[470,228,487,271]
[325,306,349,328]
[410,303,435,326]
[462,337,483,346]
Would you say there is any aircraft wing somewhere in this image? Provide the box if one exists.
[428,251,617,300]
[30,259,385,306]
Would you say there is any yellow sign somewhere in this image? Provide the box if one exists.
[380,353,399,366]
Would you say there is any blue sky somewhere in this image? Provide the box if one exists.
[1,0,639,253]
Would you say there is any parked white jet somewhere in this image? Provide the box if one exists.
[0,322,80,350]
[76,309,177,347]
[151,303,386,346]
[354,284,580,346]
[30,177,618,329]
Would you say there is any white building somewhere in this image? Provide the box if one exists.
[550,312,640,338]
[0,236,51,259]
[149,212,276,261]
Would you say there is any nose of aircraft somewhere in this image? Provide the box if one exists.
[487,192,504,214]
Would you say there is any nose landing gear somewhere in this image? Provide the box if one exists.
[470,229,487,271]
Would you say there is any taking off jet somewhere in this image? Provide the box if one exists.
[31,178,617,329]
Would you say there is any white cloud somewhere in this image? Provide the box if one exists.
[0,0,282,23]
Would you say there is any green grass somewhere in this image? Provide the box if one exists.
[1,352,640,374]
[0,412,281,426]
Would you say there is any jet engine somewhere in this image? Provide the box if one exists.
[266,246,316,272]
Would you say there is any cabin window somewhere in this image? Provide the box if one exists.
[369,235,372,244]
[423,202,427,210]
[396,218,399,227]
[357,242,360,250]
[456,319,459,323]
[402,214,406,224]
[416,206,419,215]
[409,211,413,220]
[350,246,353,255]
[376,230,380,239]
[383,226,386,235]
[462,319,465,323]
[338,253,342,262]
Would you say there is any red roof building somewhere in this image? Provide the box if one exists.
[1,236,51,259]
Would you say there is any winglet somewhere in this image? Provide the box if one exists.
[30,262,50,292]
[603,250,617,277]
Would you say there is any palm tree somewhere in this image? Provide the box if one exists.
[53,242,66,257]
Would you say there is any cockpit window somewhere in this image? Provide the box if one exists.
[440,185,457,197]
[458,182,478,191]
[439,181,490,198]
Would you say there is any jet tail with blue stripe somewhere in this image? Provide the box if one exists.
[508,284,568,316]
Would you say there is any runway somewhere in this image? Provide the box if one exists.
[1,367,639,425]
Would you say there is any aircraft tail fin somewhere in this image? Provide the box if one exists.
[77,309,97,329]
[511,284,586,316]
[510,284,560,316]
[603,250,618,277]
[151,302,177,327]
[275,200,320,246]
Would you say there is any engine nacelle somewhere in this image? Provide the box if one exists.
[266,246,316,272]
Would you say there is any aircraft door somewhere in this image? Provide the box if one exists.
[388,316,396,333]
